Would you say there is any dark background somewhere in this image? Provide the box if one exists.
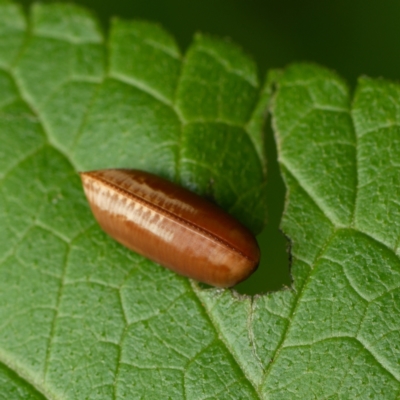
[18,0,400,294]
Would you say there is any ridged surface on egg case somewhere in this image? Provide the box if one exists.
[80,169,260,287]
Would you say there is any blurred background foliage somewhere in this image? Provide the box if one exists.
[18,0,400,294]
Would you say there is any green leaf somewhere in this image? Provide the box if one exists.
[1,2,400,399]
[0,2,266,398]
[265,63,400,398]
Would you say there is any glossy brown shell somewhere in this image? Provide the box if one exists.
[80,169,260,287]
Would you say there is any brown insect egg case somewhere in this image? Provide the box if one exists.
[80,169,260,288]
